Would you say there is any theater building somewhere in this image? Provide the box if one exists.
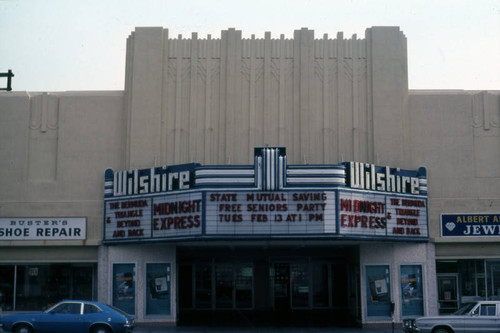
[0,27,498,328]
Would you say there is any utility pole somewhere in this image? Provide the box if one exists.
[0,70,14,91]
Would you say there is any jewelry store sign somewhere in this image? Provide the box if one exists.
[0,217,86,240]
[441,214,500,237]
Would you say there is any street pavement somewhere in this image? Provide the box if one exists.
[133,325,400,333]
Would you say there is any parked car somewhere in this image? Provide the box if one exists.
[402,301,500,333]
[0,300,134,333]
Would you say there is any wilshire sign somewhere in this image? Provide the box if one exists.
[103,147,428,243]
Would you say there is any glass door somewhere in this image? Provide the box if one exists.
[272,260,312,309]
[235,265,253,308]
[312,263,329,307]
[437,274,458,314]
[291,262,309,308]
[273,263,290,310]
[215,264,233,308]
[178,265,193,309]
[195,263,212,309]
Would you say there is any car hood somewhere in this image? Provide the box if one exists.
[417,315,465,322]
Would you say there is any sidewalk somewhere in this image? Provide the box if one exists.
[133,325,399,333]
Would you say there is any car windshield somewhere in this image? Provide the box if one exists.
[453,303,476,315]
[44,302,63,313]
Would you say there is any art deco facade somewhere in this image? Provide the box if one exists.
[0,27,499,328]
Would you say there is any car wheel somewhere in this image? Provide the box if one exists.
[433,328,452,333]
[91,325,111,333]
[14,324,33,333]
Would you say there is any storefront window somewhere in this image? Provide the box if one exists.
[458,260,485,298]
[0,265,15,311]
[72,265,94,300]
[486,261,500,299]
[0,264,95,312]
[146,263,171,316]
[400,265,423,317]
[113,263,135,315]
[366,265,391,317]
[16,265,66,311]
[436,259,500,305]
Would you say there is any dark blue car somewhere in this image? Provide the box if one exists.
[0,300,134,333]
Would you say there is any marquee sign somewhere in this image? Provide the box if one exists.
[103,147,428,243]
[205,191,336,235]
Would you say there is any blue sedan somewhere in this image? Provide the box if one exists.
[0,300,134,333]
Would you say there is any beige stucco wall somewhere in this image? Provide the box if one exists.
[123,27,409,168]
[408,90,500,243]
[0,91,125,250]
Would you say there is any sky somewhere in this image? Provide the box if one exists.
[0,0,499,92]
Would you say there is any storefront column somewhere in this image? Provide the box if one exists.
[360,242,436,327]
[100,244,177,324]
[97,244,109,304]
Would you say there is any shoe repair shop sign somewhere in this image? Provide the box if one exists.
[0,217,86,240]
